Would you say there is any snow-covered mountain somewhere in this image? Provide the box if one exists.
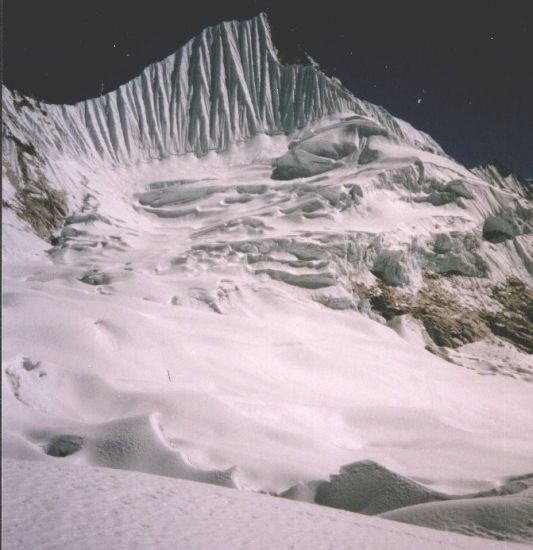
[2,12,532,548]
[2,13,440,165]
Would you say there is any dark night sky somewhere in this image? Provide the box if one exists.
[3,0,533,176]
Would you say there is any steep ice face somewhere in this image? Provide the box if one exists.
[2,12,531,354]
[2,13,441,172]
[471,162,532,201]
[2,12,533,547]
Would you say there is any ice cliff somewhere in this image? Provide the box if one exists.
[2,13,533,545]
[2,13,441,170]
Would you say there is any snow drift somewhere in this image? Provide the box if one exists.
[2,12,532,547]
[6,458,526,550]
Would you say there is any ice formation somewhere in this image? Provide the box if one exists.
[2,12,532,548]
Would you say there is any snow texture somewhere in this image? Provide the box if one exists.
[2,458,526,550]
[2,11,533,548]
[2,14,441,171]
[382,488,533,543]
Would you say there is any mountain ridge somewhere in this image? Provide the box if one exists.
[2,11,533,546]
[2,13,442,168]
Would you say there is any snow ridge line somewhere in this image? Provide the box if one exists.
[2,13,441,170]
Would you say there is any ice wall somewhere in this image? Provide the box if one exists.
[2,13,441,170]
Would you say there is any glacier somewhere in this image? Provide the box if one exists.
[2,12,533,548]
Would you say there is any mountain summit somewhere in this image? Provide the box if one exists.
[2,13,532,546]
[3,13,440,165]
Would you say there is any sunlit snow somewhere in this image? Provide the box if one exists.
[2,12,532,549]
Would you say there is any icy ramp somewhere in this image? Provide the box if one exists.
[2,459,523,550]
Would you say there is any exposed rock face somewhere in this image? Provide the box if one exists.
[2,14,533,547]
[357,276,533,357]
[2,130,68,241]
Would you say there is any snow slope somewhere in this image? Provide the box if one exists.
[2,11,532,547]
[382,487,533,543]
[2,458,526,550]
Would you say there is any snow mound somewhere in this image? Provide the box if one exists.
[271,117,386,179]
[285,460,533,543]
[2,10,533,548]
[381,489,533,544]
[313,460,448,514]
[3,458,524,550]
